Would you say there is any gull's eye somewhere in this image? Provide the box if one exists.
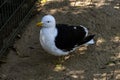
[47,21,50,23]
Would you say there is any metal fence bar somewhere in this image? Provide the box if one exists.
[0,0,7,8]
[0,0,37,57]
[0,0,25,31]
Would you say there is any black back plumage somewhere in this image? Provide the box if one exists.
[55,24,94,51]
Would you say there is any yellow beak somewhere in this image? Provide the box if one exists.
[36,22,43,27]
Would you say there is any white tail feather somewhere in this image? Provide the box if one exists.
[85,39,94,45]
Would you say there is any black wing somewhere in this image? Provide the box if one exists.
[55,24,89,51]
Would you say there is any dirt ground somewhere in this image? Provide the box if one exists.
[0,0,120,80]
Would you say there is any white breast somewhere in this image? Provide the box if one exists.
[40,27,69,56]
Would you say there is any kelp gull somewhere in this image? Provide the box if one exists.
[36,15,95,56]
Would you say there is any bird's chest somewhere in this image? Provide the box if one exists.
[40,28,57,50]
